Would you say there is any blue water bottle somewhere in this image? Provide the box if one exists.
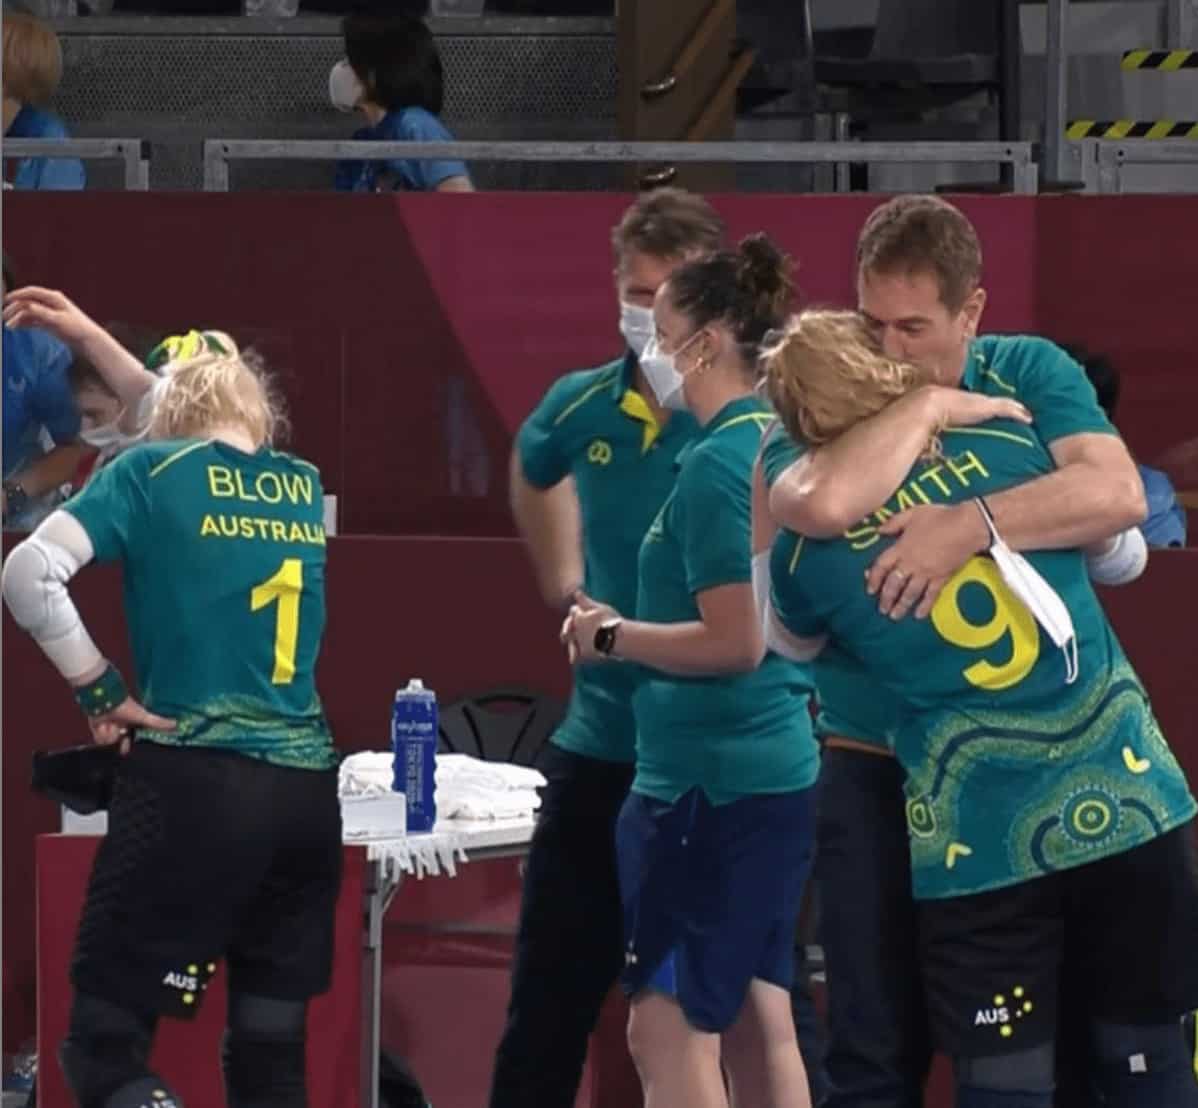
[392,679,438,833]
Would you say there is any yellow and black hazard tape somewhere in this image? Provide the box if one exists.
[1067,120,1198,139]
[1122,49,1198,71]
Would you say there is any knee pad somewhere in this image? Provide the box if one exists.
[953,1044,1049,1097]
[222,992,307,1108]
[59,992,167,1108]
[1093,1018,1198,1093]
[99,1076,185,1108]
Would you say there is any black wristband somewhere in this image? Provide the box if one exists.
[73,665,129,718]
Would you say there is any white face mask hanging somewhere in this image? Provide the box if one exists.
[974,498,1079,684]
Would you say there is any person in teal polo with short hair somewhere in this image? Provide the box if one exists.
[566,234,818,1108]
[490,188,724,1108]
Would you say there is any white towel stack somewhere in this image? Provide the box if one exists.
[434,752,546,822]
[338,751,546,823]
[338,751,394,798]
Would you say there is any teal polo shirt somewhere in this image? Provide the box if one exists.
[632,396,820,806]
[962,335,1117,443]
[517,353,698,763]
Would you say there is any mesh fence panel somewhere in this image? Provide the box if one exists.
[55,30,617,190]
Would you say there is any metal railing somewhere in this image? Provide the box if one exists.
[1088,139,1198,193]
[201,138,1040,194]
[1,138,149,190]
[10,133,1194,196]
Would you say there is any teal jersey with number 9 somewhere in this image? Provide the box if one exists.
[63,439,337,770]
[769,418,1195,899]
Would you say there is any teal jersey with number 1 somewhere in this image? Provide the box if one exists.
[63,439,337,770]
[769,418,1195,900]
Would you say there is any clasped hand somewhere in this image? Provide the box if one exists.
[559,593,619,664]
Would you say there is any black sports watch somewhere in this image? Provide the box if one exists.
[593,618,623,658]
[3,479,29,521]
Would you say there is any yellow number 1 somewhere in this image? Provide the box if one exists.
[251,558,303,685]
[930,557,1040,691]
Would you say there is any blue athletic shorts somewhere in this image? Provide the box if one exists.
[615,785,816,1032]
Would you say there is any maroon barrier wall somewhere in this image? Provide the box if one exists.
[9,192,1194,537]
[4,536,1197,1053]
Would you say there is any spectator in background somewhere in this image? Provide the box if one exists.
[1,257,87,530]
[3,286,161,434]
[330,10,472,193]
[66,322,168,490]
[1065,343,1186,548]
[2,12,85,191]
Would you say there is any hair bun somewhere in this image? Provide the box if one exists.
[735,233,795,325]
[736,233,783,289]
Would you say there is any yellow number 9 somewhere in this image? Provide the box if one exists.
[930,557,1040,691]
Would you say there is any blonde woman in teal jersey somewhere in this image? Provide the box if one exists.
[566,236,819,1108]
[3,335,340,1108]
[759,308,1198,1108]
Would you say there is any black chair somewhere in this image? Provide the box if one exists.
[437,687,565,768]
[813,0,1023,188]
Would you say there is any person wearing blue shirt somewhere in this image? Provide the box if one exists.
[1064,342,1187,548]
[2,258,87,530]
[3,13,85,192]
[328,12,472,193]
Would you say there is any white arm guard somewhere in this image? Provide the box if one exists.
[1086,526,1149,587]
[751,550,771,629]
[752,551,827,663]
[1,510,103,681]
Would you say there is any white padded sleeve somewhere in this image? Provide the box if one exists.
[1086,526,1149,587]
[751,550,772,630]
[764,602,827,663]
[2,510,103,681]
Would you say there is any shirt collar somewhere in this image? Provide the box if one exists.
[614,351,664,453]
[699,394,770,438]
[960,339,985,391]
[674,395,770,468]
[611,350,639,399]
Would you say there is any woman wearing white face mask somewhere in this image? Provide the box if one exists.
[565,235,819,1108]
[3,290,170,492]
[66,324,174,489]
[329,12,472,194]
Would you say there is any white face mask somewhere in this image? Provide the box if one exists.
[328,59,365,113]
[619,301,655,358]
[640,331,701,412]
[975,500,1079,684]
[79,420,132,451]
